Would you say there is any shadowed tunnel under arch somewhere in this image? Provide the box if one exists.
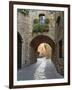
[29,35,56,64]
[30,35,55,51]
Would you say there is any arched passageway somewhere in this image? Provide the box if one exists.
[30,35,55,64]
[30,35,55,50]
[17,35,63,80]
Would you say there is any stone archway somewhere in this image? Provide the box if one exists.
[29,35,56,64]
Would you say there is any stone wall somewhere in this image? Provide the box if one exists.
[30,10,56,41]
[54,11,64,76]
[17,12,32,67]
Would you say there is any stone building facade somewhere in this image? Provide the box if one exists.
[17,9,64,76]
[55,12,64,75]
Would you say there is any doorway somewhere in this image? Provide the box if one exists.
[17,32,22,70]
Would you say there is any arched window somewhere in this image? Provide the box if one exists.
[39,14,45,24]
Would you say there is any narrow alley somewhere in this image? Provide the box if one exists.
[17,57,63,80]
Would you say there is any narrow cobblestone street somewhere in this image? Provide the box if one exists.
[17,57,63,80]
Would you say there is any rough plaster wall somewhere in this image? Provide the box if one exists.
[55,12,64,75]
[30,10,56,41]
[17,12,32,67]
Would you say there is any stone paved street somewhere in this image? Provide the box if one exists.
[17,57,63,80]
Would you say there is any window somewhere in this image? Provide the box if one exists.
[39,14,45,24]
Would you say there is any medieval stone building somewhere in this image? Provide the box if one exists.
[17,9,64,76]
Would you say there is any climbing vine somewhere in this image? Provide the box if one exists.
[17,9,29,16]
[33,18,49,33]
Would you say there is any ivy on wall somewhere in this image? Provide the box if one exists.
[17,9,29,15]
[33,18,49,33]
[33,23,49,33]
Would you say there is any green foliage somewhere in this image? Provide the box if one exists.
[17,9,29,15]
[33,19,39,24]
[33,18,50,34]
[45,18,50,24]
[33,18,49,33]
[33,23,49,33]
